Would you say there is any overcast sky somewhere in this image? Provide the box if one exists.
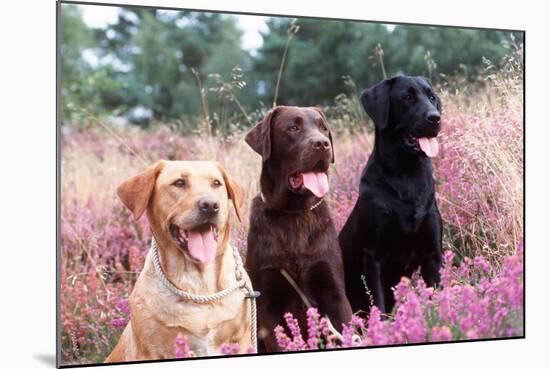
[78,4,269,50]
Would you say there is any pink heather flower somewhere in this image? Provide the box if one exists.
[458,257,472,281]
[440,250,456,288]
[341,315,365,347]
[284,313,301,339]
[274,325,292,351]
[499,253,524,310]
[283,312,306,350]
[85,271,99,293]
[437,287,458,325]
[306,308,321,349]
[115,298,130,315]
[431,326,452,342]
[393,277,411,303]
[110,317,128,329]
[469,296,490,335]
[174,334,194,358]
[390,287,426,344]
[414,277,435,308]
[456,286,477,333]
[473,255,490,274]
[365,306,390,346]
[491,307,509,331]
[318,314,335,349]
[466,329,479,340]
[128,245,144,272]
[219,343,240,355]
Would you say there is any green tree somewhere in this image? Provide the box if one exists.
[253,18,519,107]
[60,4,123,123]
[61,4,521,126]
[99,9,253,123]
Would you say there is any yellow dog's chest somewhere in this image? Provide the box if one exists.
[131,279,248,356]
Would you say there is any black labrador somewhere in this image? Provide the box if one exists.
[339,75,443,315]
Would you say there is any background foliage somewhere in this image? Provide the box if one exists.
[60,4,522,126]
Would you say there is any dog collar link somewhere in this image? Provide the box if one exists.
[259,192,324,211]
[150,238,260,351]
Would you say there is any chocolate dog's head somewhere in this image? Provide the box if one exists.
[245,106,335,210]
[361,75,442,157]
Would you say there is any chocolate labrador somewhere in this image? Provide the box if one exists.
[339,76,443,316]
[245,106,352,352]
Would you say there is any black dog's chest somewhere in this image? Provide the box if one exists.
[392,196,431,234]
[367,183,433,235]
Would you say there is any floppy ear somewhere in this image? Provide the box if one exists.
[245,107,280,162]
[420,76,443,112]
[117,161,164,221]
[312,106,335,163]
[328,130,335,164]
[216,163,245,223]
[361,78,394,131]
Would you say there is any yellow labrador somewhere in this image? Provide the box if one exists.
[105,160,253,362]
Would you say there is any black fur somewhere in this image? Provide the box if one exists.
[339,75,443,315]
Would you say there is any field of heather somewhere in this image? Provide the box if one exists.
[59,68,523,364]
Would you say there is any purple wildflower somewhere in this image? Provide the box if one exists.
[174,334,194,358]
[219,343,241,355]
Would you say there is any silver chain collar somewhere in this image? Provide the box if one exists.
[260,192,323,211]
[150,238,259,351]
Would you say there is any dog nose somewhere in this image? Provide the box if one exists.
[198,197,219,216]
[311,137,331,151]
[426,112,441,125]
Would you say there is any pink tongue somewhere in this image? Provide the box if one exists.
[418,137,439,157]
[186,228,217,264]
[302,172,329,198]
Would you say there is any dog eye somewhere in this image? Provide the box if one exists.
[173,179,186,188]
[288,125,300,132]
[429,94,436,101]
[213,179,223,187]
[404,94,413,101]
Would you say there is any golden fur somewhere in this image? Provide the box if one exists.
[105,160,252,362]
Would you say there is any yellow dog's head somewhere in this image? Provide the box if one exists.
[117,160,244,264]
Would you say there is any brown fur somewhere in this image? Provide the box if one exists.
[105,160,252,362]
[244,106,352,352]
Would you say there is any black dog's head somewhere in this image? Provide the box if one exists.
[245,106,335,210]
[361,75,442,157]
